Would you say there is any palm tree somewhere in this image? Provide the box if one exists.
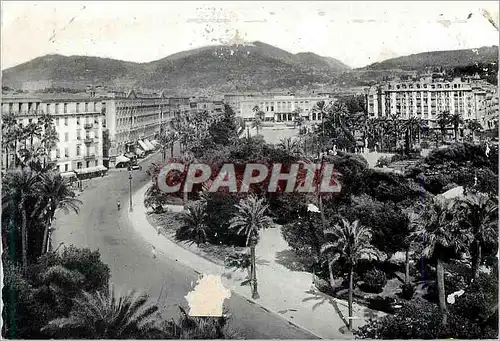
[229,195,272,299]
[23,122,43,148]
[320,218,378,331]
[292,107,303,125]
[455,192,498,280]
[2,112,21,169]
[179,202,209,246]
[449,113,464,141]
[39,124,59,167]
[42,288,161,339]
[251,118,263,136]
[412,196,472,326]
[2,167,40,273]
[387,114,404,151]
[162,306,230,339]
[34,172,81,255]
[436,111,451,142]
[402,206,421,286]
[277,137,301,157]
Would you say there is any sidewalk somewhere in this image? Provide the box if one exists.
[128,184,385,339]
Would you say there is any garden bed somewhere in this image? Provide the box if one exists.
[146,208,245,267]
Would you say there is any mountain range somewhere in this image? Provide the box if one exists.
[2,42,498,94]
[363,46,498,71]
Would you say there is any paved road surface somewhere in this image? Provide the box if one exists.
[52,146,316,339]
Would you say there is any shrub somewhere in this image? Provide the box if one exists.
[356,299,498,339]
[362,268,387,293]
[401,283,415,300]
[355,299,443,339]
[367,296,395,314]
[224,252,251,271]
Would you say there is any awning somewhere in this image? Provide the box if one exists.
[151,140,160,146]
[115,155,130,164]
[138,140,149,151]
[145,140,155,150]
[124,152,136,159]
[135,147,145,156]
[96,165,108,171]
[60,171,77,179]
[74,166,104,175]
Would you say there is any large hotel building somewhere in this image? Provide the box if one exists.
[1,93,107,175]
[366,77,498,130]
[1,89,229,174]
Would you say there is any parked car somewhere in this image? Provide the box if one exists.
[128,164,142,171]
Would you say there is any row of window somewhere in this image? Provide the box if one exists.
[5,101,104,115]
[389,83,468,90]
[55,146,95,158]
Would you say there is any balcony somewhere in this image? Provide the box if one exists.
[84,154,96,160]
[84,123,93,129]
[84,137,94,144]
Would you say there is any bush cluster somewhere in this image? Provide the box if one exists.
[361,268,387,293]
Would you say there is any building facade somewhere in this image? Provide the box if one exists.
[365,77,500,132]
[237,94,331,122]
[104,90,172,163]
[1,94,106,173]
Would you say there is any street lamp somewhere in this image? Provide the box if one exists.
[129,171,133,212]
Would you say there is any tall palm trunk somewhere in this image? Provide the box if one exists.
[170,143,174,158]
[436,257,447,326]
[454,126,458,141]
[404,248,410,285]
[348,265,354,331]
[250,237,259,299]
[20,197,28,274]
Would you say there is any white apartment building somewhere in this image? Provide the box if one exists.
[104,90,172,164]
[366,77,495,129]
[237,94,331,122]
[1,94,106,174]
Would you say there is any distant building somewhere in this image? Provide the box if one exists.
[1,93,106,174]
[104,90,171,165]
[237,94,331,122]
[366,78,489,126]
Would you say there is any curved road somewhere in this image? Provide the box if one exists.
[52,148,316,339]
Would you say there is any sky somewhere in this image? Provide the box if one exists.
[1,1,499,70]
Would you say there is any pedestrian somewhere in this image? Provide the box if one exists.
[151,245,157,259]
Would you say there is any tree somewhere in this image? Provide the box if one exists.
[23,122,43,148]
[437,111,451,142]
[466,119,483,142]
[277,137,301,157]
[42,288,161,339]
[320,218,378,331]
[1,112,22,169]
[401,206,421,286]
[251,118,263,136]
[2,167,39,273]
[177,202,209,246]
[387,113,404,151]
[455,192,498,280]
[229,195,272,299]
[449,113,464,141]
[412,196,472,326]
[34,172,81,255]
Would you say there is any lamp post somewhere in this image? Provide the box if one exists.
[129,171,133,212]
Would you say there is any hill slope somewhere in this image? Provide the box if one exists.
[363,46,498,71]
[2,42,350,93]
